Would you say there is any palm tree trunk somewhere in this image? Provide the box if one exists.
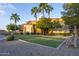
[35,13,37,21]
[48,12,50,18]
[73,25,77,48]
[43,10,44,17]
[14,21,17,34]
[36,17,37,21]
[41,29,44,34]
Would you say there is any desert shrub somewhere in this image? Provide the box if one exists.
[6,35,14,41]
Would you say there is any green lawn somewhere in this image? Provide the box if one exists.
[15,35,65,48]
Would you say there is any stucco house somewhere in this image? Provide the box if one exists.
[20,20,41,34]
[20,18,70,34]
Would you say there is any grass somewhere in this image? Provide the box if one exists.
[15,35,65,48]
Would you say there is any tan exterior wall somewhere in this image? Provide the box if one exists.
[23,25,33,33]
[22,24,41,33]
[21,18,70,34]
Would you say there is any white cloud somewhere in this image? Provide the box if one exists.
[0,3,17,10]
[0,3,17,15]
[0,10,5,15]
[0,10,5,14]
[7,4,17,10]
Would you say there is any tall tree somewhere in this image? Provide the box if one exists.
[49,21,61,29]
[36,17,50,34]
[6,24,18,32]
[46,5,53,18]
[10,13,20,33]
[62,3,79,48]
[38,3,48,17]
[36,17,61,35]
[31,7,38,21]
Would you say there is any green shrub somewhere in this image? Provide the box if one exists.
[6,35,14,41]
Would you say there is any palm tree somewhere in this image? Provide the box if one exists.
[46,5,53,18]
[10,13,20,33]
[38,3,48,17]
[31,7,38,21]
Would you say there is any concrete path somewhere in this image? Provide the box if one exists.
[0,35,5,43]
[0,35,79,56]
[0,40,57,56]
[0,35,5,40]
[0,40,79,56]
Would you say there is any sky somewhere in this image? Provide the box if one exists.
[0,3,64,30]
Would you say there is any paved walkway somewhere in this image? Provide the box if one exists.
[0,40,79,56]
[0,40,57,56]
[0,35,5,40]
[0,35,79,56]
